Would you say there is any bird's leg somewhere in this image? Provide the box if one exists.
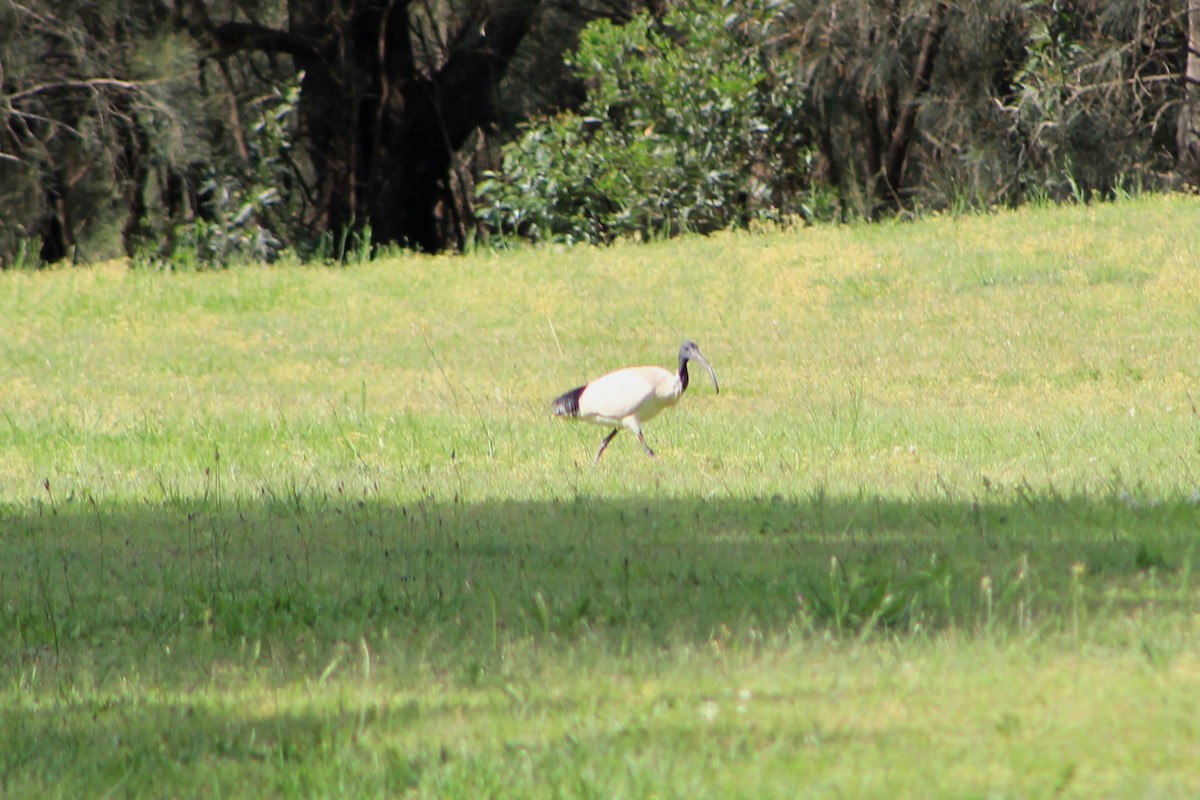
[593,428,620,466]
[636,430,656,458]
[623,418,655,458]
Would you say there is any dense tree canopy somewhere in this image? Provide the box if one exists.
[2,0,1198,265]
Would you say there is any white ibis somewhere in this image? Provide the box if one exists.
[551,340,719,465]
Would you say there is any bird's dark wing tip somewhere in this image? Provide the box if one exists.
[551,386,585,417]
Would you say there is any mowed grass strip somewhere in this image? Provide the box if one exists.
[2,194,1200,797]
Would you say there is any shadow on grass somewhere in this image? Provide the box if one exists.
[2,488,1196,670]
[0,692,430,796]
[1,679,829,798]
[2,490,1198,795]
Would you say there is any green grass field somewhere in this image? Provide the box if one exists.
[3,195,1200,797]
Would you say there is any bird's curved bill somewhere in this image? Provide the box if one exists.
[694,352,719,394]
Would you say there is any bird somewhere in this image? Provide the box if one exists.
[551,340,719,465]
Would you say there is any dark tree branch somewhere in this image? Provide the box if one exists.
[208,22,324,61]
[9,77,162,101]
[880,0,948,204]
[430,0,542,146]
[1178,0,1200,181]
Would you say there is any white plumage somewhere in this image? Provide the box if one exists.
[552,340,719,464]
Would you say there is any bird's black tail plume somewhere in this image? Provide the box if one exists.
[551,386,585,417]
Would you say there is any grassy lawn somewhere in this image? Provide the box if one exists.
[2,195,1200,797]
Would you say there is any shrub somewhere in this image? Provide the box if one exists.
[136,75,303,269]
[477,1,815,246]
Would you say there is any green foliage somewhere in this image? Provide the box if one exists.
[4,0,1196,259]
[136,75,304,269]
[998,1,1182,202]
[798,554,951,637]
[0,0,178,265]
[308,222,378,267]
[477,2,814,245]
[3,239,44,271]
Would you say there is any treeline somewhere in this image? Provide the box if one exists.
[2,1,1199,266]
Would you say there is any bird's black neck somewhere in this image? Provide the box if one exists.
[678,356,690,392]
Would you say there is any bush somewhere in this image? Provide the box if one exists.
[135,75,303,269]
[477,2,816,246]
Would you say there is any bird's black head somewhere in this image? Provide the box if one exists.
[677,340,719,394]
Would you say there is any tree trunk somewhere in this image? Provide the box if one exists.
[1179,0,1200,186]
[874,0,948,208]
[38,170,69,264]
[851,1,949,216]
[371,1,542,251]
[201,0,542,253]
